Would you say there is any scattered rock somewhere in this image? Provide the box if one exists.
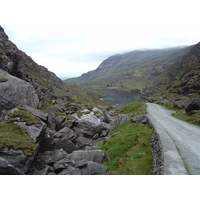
[58,166,81,175]
[131,115,148,124]
[69,150,104,164]
[185,98,200,113]
[81,161,107,175]
[54,138,79,153]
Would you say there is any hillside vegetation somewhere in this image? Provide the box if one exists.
[66,47,192,91]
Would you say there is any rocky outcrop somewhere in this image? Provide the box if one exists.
[0,108,46,174]
[185,98,200,114]
[0,69,39,119]
[0,26,63,106]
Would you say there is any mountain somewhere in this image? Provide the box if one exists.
[66,47,192,90]
[0,26,64,105]
[144,42,200,107]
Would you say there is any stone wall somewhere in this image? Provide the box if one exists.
[148,117,164,175]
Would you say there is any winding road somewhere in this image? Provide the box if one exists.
[147,103,200,175]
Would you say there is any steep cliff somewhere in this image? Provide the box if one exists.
[0,26,64,105]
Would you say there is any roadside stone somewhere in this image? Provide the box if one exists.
[131,115,147,123]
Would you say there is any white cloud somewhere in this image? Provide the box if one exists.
[1,0,200,78]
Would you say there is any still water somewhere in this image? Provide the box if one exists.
[101,89,147,105]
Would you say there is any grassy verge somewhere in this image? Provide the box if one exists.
[98,102,153,175]
[117,102,147,118]
[98,122,153,175]
[173,110,200,126]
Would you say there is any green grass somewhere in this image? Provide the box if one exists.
[0,121,37,156]
[7,108,40,126]
[0,108,41,156]
[173,110,200,126]
[98,122,153,175]
[0,78,8,82]
[117,102,147,118]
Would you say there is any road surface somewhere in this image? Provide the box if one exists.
[147,103,200,175]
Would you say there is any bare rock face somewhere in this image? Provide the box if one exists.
[0,69,39,118]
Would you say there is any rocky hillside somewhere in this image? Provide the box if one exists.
[0,26,131,175]
[0,26,64,107]
[145,42,200,109]
[66,47,192,90]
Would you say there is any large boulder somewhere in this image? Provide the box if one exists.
[0,69,39,118]
[185,98,200,114]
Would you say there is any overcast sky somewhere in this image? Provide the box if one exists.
[1,0,200,79]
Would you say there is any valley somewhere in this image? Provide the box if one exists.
[0,25,199,175]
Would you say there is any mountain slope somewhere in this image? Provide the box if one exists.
[66,47,192,90]
[0,26,64,104]
[145,42,200,98]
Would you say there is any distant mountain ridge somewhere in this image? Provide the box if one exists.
[66,46,192,90]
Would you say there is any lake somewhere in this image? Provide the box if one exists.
[101,89,147,105]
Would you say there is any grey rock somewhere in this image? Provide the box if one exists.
[52,149,68,162]
[0,148,29,174]
[100,130,108,137]
[93,133,99,140]
[81,161,107,175]
[55,115,67,131]
[45,105,63,114]
[74,136,91,147]
[16,121,46,143]
[0,69,39,117]
[187,110,198,115]
[131,115,147,124]
[53,159,69,174]
[75,160,88,168]
[34,165,52,175]
[161,99,169,104]
[185,98,200,113]
[54,138,79,153]
[23,105,47,123]
[0,157,22,175]
[69,150,104,163]
[47,112,56,130]
[58,127,77,141]
[58,166,81,175]
[37,148,68,166]
[109,114,128,130]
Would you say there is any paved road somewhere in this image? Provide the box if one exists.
[147,103,200,175]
